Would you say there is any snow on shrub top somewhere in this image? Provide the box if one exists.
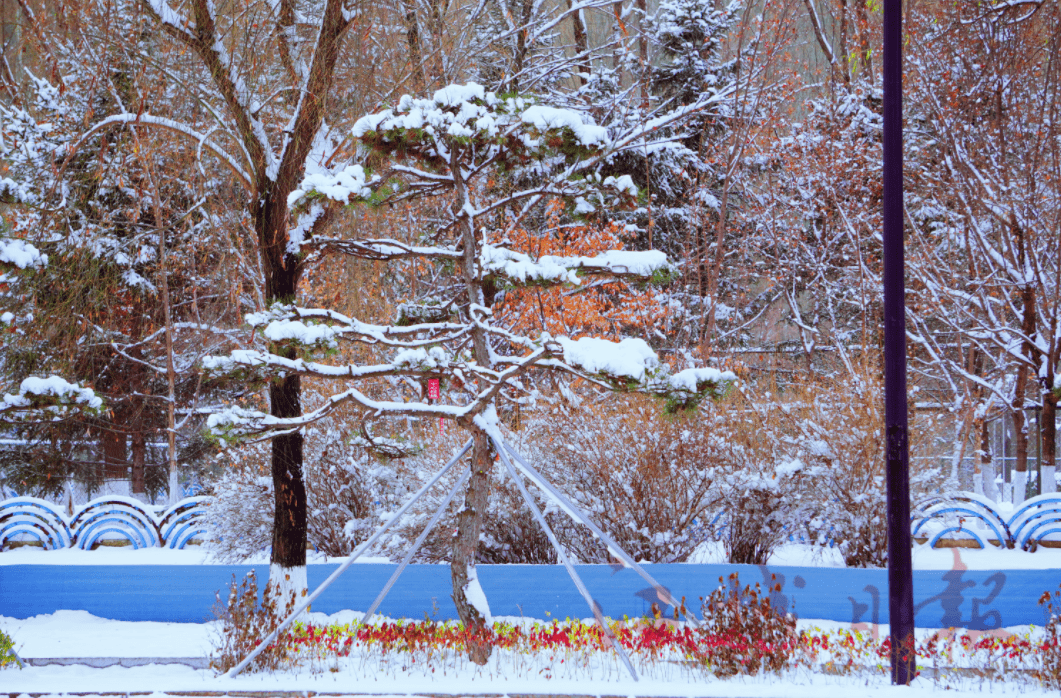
[0,238,47,269]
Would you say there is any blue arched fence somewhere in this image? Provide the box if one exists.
[0,495,209,550]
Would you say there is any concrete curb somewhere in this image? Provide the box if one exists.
[23,656,210,669]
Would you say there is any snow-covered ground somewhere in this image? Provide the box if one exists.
[3,543,1060,695]
[0,609,1053,696]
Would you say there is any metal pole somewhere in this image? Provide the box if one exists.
[883,0,915,684]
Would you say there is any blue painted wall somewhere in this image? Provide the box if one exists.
[1,563,1058,628]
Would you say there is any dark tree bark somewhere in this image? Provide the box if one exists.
[130,430,147,499]
[854,0,873,81]
[402,0,426,89]
[102,428,127,480]
[512,0,535,90]
[978,419,997,501]
[568,0,589,86]
[1011,283,1036,501]
[1043,385,1057,493]
[450,430,494,665]
[140,0,355,591]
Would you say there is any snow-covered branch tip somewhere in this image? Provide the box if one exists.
[0,376,104,422]
[551,336,736,410]
[481,245,673,287]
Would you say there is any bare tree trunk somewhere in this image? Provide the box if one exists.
[1011,285,1036,504]
[512,0,534,91]
[854,0,873,81]
[1043,382,1057,493]
[837,0,851,86]
[261,197,309,606]
[612,1,626,76]
[568,0,589,86]
[130,430,147,502]
[402,0,426,89]
[636,0,648,105]
[427,0,446,81]
[102,428,127,481]
[159,221,180,505]
[976,418,999,501]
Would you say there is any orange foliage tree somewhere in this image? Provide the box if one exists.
[494,201,669,342]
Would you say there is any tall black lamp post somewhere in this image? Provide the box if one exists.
[883,0,915,685]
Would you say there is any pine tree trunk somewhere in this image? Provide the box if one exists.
[450,429,494,665]
[449,147,494,663]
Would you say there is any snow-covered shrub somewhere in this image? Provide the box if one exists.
[205,405,405,561]
[773,374,943,567]
[712,455,810,566]
[1040,584,1061,689]
[518,395,724,563]
[676,371,944,568]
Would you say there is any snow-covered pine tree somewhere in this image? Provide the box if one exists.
[651,0,741,116]
[205,83,735,663]
[0,56,239,503]
[0,239,104,433]
[595,0,754,354]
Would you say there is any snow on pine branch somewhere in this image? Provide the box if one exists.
[243,305,471,348]
[349,84,613,168]
[554,335,735,407]
[0,376,103,421]
[287,164,377,206]
[480,245,671,286]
